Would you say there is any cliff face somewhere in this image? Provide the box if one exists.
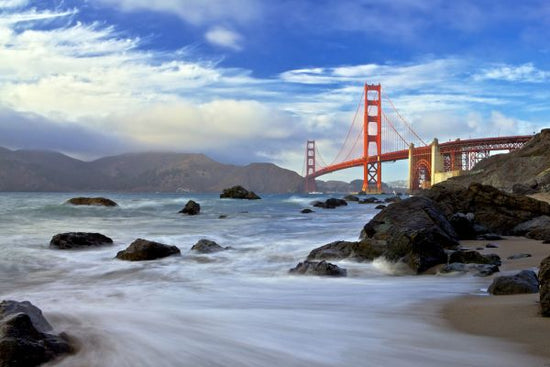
[446,129,550,193]
[0,149,304,193]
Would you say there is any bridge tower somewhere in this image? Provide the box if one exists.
[363,83,382,193]
[304,140,317,192]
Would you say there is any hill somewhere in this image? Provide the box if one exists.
[445,129,550,193]
[0,149,304,193]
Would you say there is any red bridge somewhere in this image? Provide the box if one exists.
[304,83,532,193]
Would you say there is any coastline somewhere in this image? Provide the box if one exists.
[440,235,550,360]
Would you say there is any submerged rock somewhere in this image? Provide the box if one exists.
[289,260,347,277]
[507,253,532,260]
[66,197,118,207]
[191,239,228,254]
[343,195,359,202]
[178,200,200,215]
[488,270,539,295]
[300,208,314,214]
[0,300,74,367]
[312,198,348,209]
[539,255,550,317]
[220,186,261,200]
[50,232,113,249]
[116,238,180,261]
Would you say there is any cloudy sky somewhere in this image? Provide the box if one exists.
[1,0,549,182]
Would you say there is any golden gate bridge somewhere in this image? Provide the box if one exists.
[304,83,532,193]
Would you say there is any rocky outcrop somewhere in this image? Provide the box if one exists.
[66,197,118,206]
[361,196,459,273]
[0,300,73,367]
[289,260,347,277]
[178,200,200,215]
[448,250,501,266]
[116,239,180,261]
[306,239,385,262]
[488,270,540,295]
[423,183,550,234]
[511,216,550,241]
[49,232,113,249]
[220,186,261,200]
[191,239,228,254]
[539,255,550,317]
[312,198,348,209]
[440,263,499,277]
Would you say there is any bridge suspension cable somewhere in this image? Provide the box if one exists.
[382,92,427,147]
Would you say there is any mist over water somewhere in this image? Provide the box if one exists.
[0,193,543,366]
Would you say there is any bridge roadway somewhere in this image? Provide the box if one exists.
[309,135,533,179]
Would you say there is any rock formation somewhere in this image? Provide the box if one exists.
[66,197,118,206]
[289,260,347,277]
[539,255,550,317]
[488,270,540,295]
[116,239,180,261]
[220,186,261,200]
[179,200,200,215]
[50,232,113,249]
[191,239,228,254]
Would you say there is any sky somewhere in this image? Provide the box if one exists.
[0,0,549,182]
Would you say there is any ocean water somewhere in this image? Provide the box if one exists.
[0,192,544,366]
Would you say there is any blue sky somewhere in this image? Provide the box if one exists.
[0,0,549,182]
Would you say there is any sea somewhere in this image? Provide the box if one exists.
[0,192,544,366]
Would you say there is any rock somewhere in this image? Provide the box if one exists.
[384,196,401,203]
[539,255,550,316]
[301,208,314,214]
[358,197,381,204]
[361,196,459,273]
[375,205,386,210]
[191,239,228,254]
[289,260,347,277]
[218,215,228,219]
[178,200,200,215]
[512,183,538,195]
[449,212,477,240]
[312,198,348,209]
[220,186,261,200]
[0,300,73,367]
[486,243,499,248]
[448,250,501,266]
[306,239,385,262]
[423,183,550,234]
[511,216,550,237]
[116,238,180,261]
[507,253,532,260]
[49,232,113,249]
[343,195,359,202]
[440,263,499,277]
[488,270,539,295]
[66,197,118,207]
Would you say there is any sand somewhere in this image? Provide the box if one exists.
[441,236,550,360]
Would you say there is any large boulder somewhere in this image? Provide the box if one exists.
[220,186,261,200]
[488,270,540,295]
[49,232,113,249]
[0,300,73,367]
[306,239,385,262]
[289,260,347,277]
[361,196,459,273]
[178,200,200,215]
[539,255,550,317]
[423,183,550,234]
[116,239,180,261]
[191,239,228,254]
[66,197,118,207]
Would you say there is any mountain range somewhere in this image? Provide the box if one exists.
[0,148,305,193]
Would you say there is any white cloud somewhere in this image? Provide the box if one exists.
[204,26,243,51]
[97,0,261,26]
[474,63,549,82]
[0,0,28,9]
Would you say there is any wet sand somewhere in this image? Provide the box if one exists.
[441,236,550,360]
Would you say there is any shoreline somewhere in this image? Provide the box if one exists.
[440,235,550,361]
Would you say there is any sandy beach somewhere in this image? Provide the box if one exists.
[441,235,550,360]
